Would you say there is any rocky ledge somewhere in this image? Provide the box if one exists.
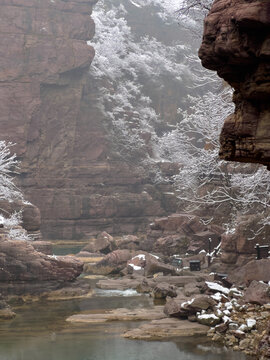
[0,237,83,295]
[199,0,270,168]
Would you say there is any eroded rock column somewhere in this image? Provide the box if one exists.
[199,0,270,168]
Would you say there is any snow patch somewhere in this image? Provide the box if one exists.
[205,281,230,295]
[129,264,142,271]
[246,318,256,329]
[132,254,145,261]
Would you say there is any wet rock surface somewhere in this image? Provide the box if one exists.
[66,306,165,323]
[122,318,209,340]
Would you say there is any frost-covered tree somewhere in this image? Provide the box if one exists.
[89,0,197,162]
[157,85,270,219]
[155,0,270,233]
[0,141,21,202]
[0,141,30,240]
[90,0,270,236]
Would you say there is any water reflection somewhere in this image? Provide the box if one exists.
[0,295,252,360]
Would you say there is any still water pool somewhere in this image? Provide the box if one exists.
[0,289,252,360]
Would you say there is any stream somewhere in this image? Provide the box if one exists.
[0,285,252,360]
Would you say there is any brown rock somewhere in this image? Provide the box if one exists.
[221,215,270,265]
[0,238,83,294]
[144,256,177,277]
[31,241,53,255]
[0,0,174,241]
[163,298,187,318]
[122,318,209,340]
[215,322,229,334]
[95,277,142,291]
[153,283,177,299]
[154,234,189,256]
[83,232,115,254]
[184,282,201,297]
[115,235,140,250]
[84,249,132,275]
[187,295,216,312]
[243,280,270,305]
[66,306,165,323]
[227,259,270,286]
[199,0,270,168]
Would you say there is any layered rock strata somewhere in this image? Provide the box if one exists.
[0,237,83,295]
[199,0,270,168]
[0,0,174,239]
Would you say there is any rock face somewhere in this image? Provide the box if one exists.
[147,213,222,255]
[199,0,270,168]
[0,237,83,294]
[0,0,172,240]
[220,214,269,266]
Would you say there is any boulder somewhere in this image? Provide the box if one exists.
[227,259,270,286]
[0,296,16,320]
[163,298,187,318]
[243,280,270,305]
[164,294,217,320]
[0,238,83,295]
[152,283,177,299]
[197,313,220,326]
[115,235,140,250]
[84,249,132,275]
[82,232,115,254]
[185,295,216,313]
[221,215,270,265]
[144,256,177,277]
[136,278,155,293]
[154,234,189,256]
[184,282,201,297]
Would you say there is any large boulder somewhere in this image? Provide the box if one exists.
[82,232,115,254]
[144,256,177,277]
[163,298,188,318]
[164,295,216,318]
[84,249,132,275]
[152,283,177,299]
[115,235,140,251]
[243,280,270,305]
[154,234,189,256]
[227,259,270,286]
[0,238,83,295]
[149,213,222,256]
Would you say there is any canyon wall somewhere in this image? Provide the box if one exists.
[199,0,270,168]
[0,0,174,239]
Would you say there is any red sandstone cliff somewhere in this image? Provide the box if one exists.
[0,0,173,239]
[199,0,270,168]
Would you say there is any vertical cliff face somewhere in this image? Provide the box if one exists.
[0,0,171,239]
[199,0,270,168]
